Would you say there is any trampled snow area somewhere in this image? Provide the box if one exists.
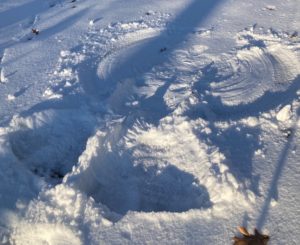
[0,0,299,244]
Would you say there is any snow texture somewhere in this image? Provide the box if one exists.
[0,0,299,244]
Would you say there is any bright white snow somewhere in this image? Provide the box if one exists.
[0,0,299,244]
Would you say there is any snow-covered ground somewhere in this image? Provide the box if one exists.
[0,0,299,244]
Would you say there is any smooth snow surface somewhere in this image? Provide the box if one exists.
[0,0,300,244]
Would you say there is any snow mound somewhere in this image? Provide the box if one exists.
[66,114,250,216]
[276,104,292,122]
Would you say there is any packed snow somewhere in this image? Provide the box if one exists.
[0,0,299,244]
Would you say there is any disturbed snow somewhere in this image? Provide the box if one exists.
[0,0,300,244]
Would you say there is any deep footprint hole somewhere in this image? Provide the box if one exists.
[86,160,212,215]
[9,110,95,183]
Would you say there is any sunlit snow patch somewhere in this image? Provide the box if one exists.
[210,30,300,106]
[12,223,82,245]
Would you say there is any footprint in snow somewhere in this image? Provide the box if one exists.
[8,109,95,184]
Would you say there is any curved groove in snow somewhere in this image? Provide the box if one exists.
[210,43,300,106]
[97,28,163,81]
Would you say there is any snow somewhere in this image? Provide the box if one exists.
[0,0,300,244]
[276,105,292,122]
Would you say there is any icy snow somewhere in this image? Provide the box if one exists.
[0,0,300,244]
